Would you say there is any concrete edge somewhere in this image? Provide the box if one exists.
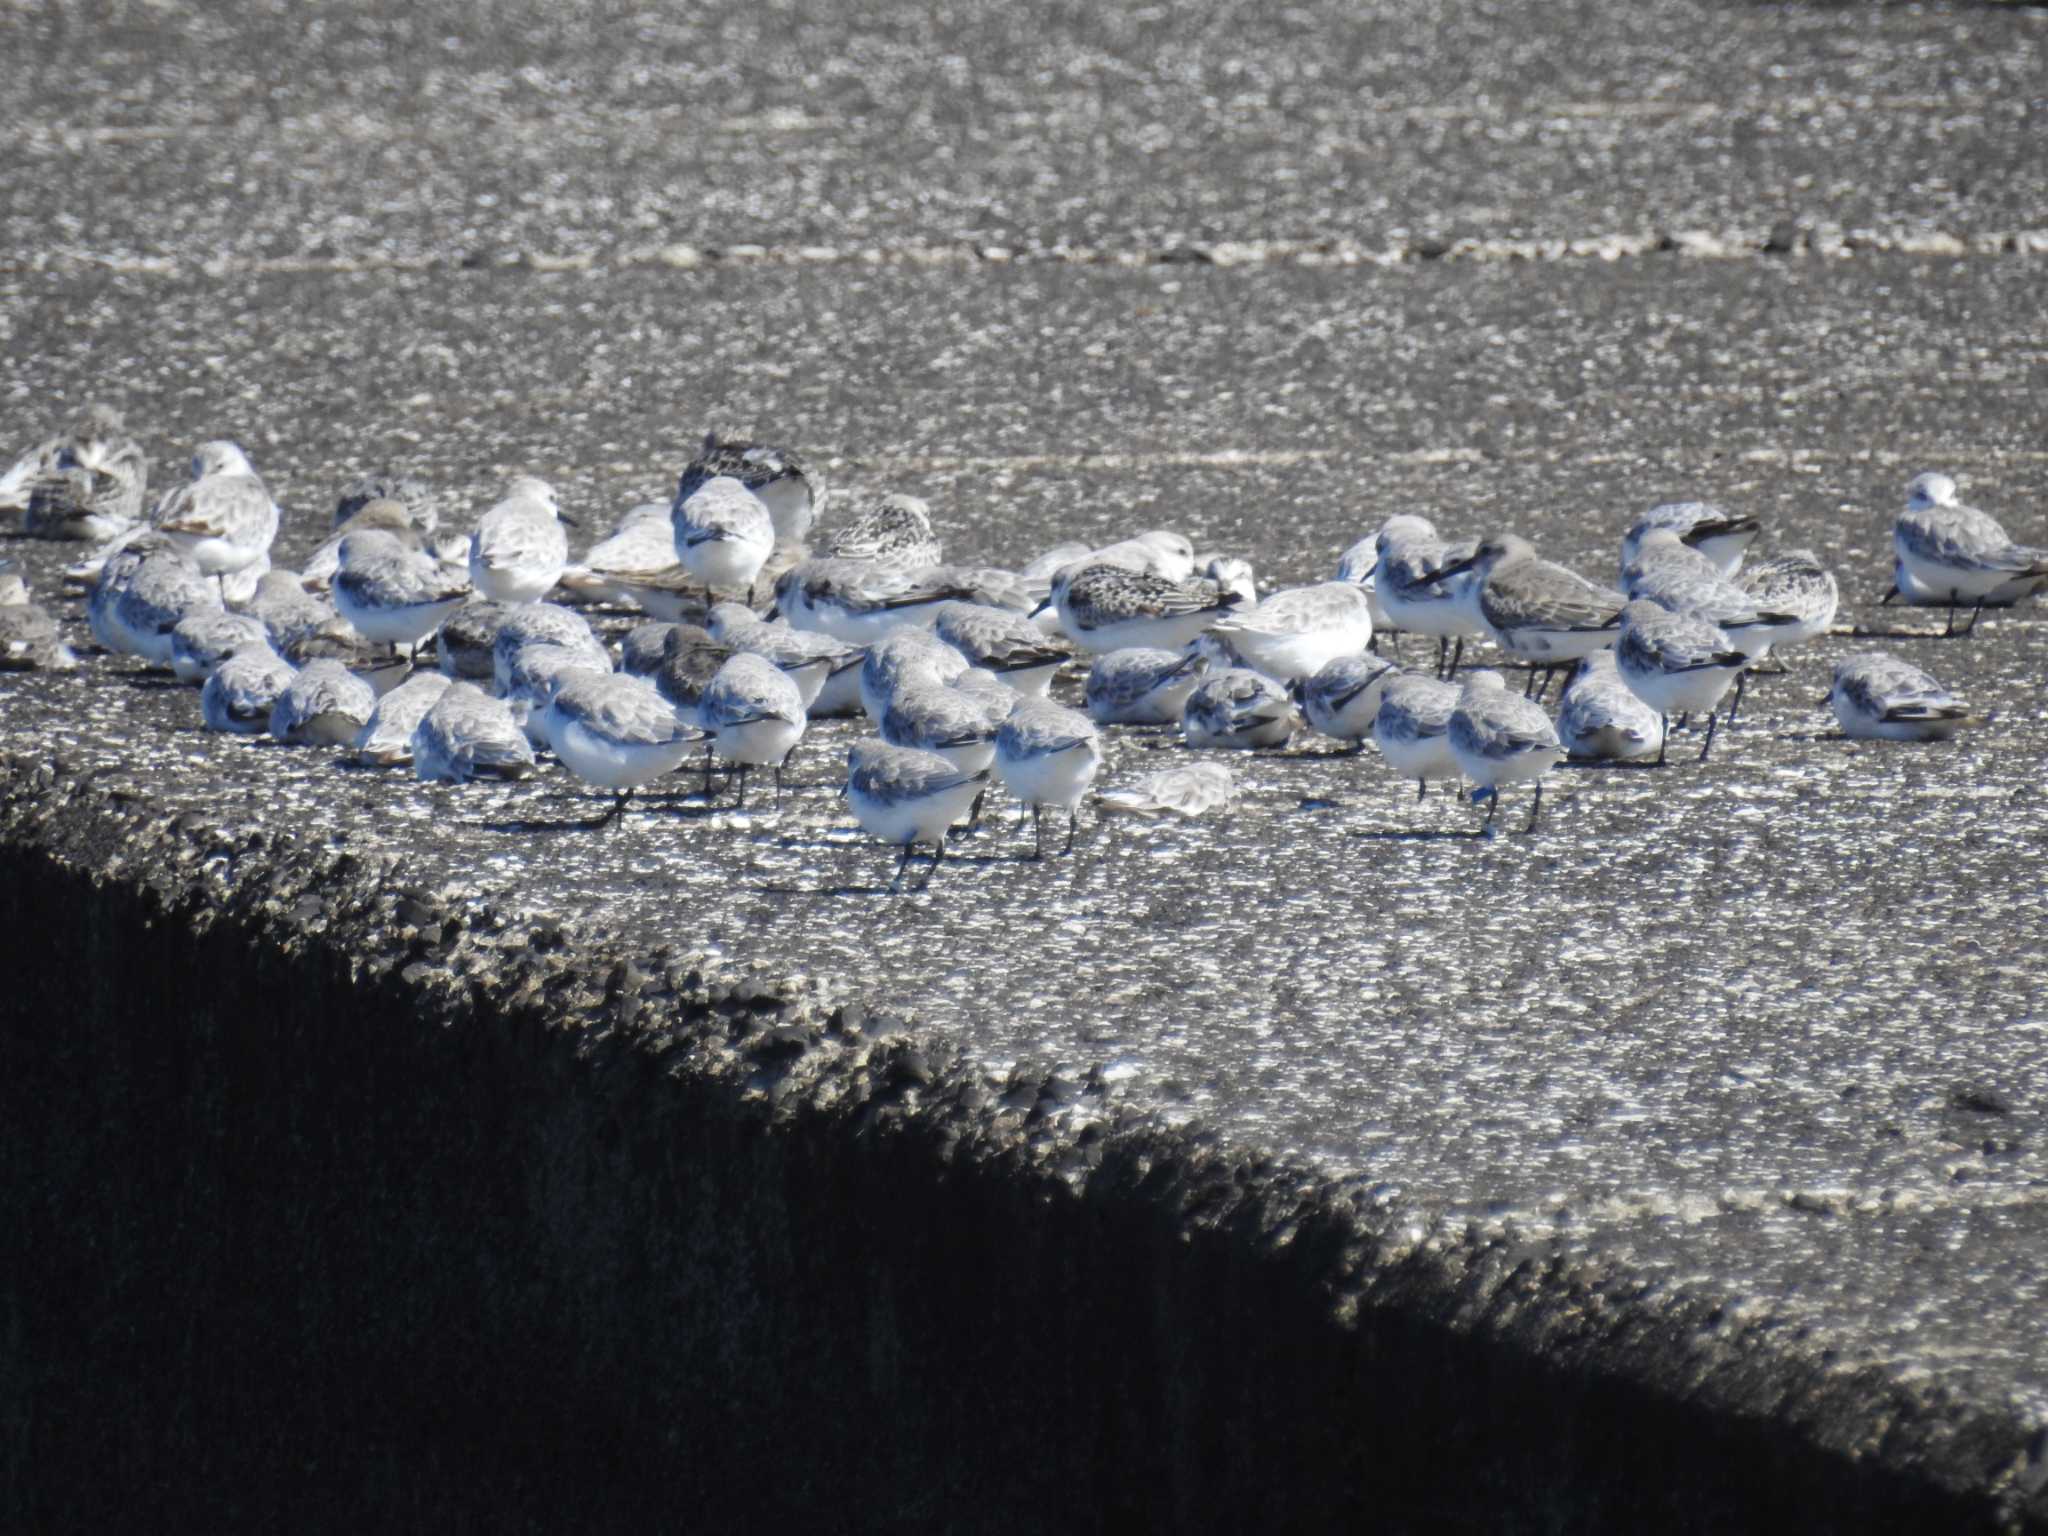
[2,747,2040,1532]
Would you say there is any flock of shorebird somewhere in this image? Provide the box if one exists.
[1,404,2039,888]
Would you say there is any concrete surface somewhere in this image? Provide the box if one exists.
[4,0,2047,1528]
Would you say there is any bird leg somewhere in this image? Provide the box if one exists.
[1064,808,1079,855]
[889,843,916,894]
[1416,777,1427,801]
[1031,804,1045,861]
[1698,708,1721,763]
[1725,671,1747,727]
[1655,716,1669,767]
[1523,781,1543,834]
[1446,637,1463,679]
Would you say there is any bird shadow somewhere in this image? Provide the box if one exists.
[1559,759,1668,772]
[1350,825,1491,842]
[117,672,186,692]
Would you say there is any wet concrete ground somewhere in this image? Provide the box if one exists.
[5,0,2048,1515]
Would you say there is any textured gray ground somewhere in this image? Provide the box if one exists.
[5,0,2048,1516]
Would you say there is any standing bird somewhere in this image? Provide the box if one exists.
[1203,583,1375,683]
[696,653,808,806]
[1293,654,1399,751]
[1828,653,1984,741]
[149,441,278,593]
[995,698,1102,858]
[672,475,776,599]
[1373,673,1464,799]
[1622,527,1804,670]
[468,476,575,604]
[332,529,471,664]
[1611,600,1750,763]
[1369,515,1482,678]
[676,433,824,548]
[1892,472,2048,635]
[843,741,990,892]
[1433,533,1625,699]
[543,669,706,821]
[1619,502,1761,580]
[1447,670,1568,833]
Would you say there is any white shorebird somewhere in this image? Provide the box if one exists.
[844,740,990,891]
[503,641,611,746]
[1556,650,1665,762]
[1612,599,1750,762]
[1292,654,1399,751]
[557,501,702,618]
[1182,668,1296,750]
[334,472,438,536]
[333,529,471,663]
[1097,762,1238,819]
[1084,647,1206,726]
[829,493,944,569]
[1079,530,1195,580]
[931,601,1070,696]
[1883,555,2046,618]
[468,476,575,604]
[697,652,808,805]
[301,499,425,593]
[1737,550,1840,657]
[676,433,824,548]
[705,601,862,713]
[860,626,968,723]
[1620,501,1761,579]
[1204,582,1374,682]
[201,647,297,734]
[436,600,514,682]
[491,603,607,696]
[1892,471,2048,634]
[353,671,454,766]
[774,558,965,646]
[672,475,776,597]
[150,441,278,591]
[108,544,220,666]
[1369,515,1482,677]
[1447,669,1567,833]
[1435,533,1625,697]
[881,680,1007,776]
[994,697,1102,857]
[1622,528,1803,664]
[1828,653,1984,741]
[1045,564,1243,654]
[0,561,78,671]
[10,404,148,542]
[169,611,270,684]
[268,659,377,746]
[543,668,705,820]
[413,681,537,782]
[1372,674,1464,800]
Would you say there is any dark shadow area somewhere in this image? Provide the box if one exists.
[0,837,2027,1534]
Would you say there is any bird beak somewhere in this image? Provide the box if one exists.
[1879,584,1897,606]
[557,511,582,528]
[764,604,781,621]
[1433,553,1477,581]
[1029,596,1052,617]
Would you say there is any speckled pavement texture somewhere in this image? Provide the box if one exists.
[4,1,2047,1528]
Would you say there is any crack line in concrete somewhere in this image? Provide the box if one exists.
[4,226,2045,281]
